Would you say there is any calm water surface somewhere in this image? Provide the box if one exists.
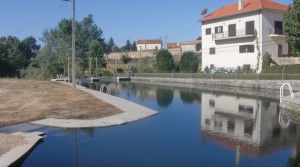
[3,82,300,167]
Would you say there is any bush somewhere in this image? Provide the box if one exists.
[117,68,124,73]
[121,55,132,64]
[156,49,175,72]
[262,64,300,73]
[102,70,112,77]
[179,52,199,72]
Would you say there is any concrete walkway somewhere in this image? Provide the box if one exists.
[0,132,45,167]
[31,81,158,128]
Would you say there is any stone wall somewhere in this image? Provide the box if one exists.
[107,49,182,61]
[272,56,300,65]
[132,77,300,91]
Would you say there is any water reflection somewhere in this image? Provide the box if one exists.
[201,92,300,166]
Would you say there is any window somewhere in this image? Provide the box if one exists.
[215,26,223,33]
[239,45,254,53]
[206,28,211,35]
[245,21,254,35]
[205,119,211,126]
[238,105,253,114]
[227,119,235,132]
[244,120,253,136]
[209,99,215,107]
[209,48,215,55]
[278,45,282,57]
[228,24,236,37]
[274,21,283,35]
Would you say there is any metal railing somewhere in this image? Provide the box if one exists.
[280,83,295,102]
[212,28,255,40]
[100,84,111,95]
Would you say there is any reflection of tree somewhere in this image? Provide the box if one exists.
[179,91,201,104]
[156,88,174,107]
[287,143,300,167]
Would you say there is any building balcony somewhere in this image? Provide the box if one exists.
[212,29,256,41]
[269,28,285,41]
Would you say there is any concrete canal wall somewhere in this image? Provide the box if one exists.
[132,77,300,92]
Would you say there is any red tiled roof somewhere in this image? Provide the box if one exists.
[167,42,181,49]
[181,40,202,45]
[137,40,162,44]
[200,0,288,22]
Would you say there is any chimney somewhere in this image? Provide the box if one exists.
[238,0,243,10]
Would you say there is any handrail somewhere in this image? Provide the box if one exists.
[100,84,111,95]
[279,111,290,129]
[280,83,294,102]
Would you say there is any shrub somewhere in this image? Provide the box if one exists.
[121,55,132,64]
[179,52,199,72]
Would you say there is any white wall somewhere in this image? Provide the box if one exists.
[261,10,289,57]
[137,44,162,51]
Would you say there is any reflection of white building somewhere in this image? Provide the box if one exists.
[201,92,299,164]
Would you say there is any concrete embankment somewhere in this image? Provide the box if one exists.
[132,77,300,91]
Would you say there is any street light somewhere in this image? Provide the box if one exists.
[62,0,76,88]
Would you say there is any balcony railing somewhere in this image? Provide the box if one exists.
[212,28,255,40]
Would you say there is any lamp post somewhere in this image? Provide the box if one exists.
[63,0,76,87]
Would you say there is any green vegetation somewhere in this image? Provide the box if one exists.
[284,0,300,56]
[0,36,40,77]
[179,52,199,72]
[156,49,175,72]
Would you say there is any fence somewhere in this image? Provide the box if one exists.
[133,73,300,80]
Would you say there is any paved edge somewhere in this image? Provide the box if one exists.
[281,92,300,112]
[30,81,158,128]
[0,132,45,167]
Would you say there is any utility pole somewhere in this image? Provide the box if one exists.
[71,0,76,87]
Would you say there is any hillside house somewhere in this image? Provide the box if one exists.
[200,0,289,72]
[181,40,202,53]
[137,39,163,51]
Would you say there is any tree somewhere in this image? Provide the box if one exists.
[33,14,105,79]
[284,0,300,56]
[124,40,131,51]
[0,36,40,77]
[131,41,137,51]
[107,37,116,52]
[156,88,174,107]
[179,51,199,72]
[156,49,174,72]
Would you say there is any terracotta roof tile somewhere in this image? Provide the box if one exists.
[167,43,181,48]
[137,40,162,44]
[200,0,288,22]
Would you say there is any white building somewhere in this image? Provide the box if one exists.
[137,39,162,51]
[181,40,202,53]
[200,0,289,72]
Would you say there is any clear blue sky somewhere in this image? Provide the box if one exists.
[0,0,292,47]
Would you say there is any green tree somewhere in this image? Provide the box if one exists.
[33,14,105,79]
[262,52,272,69]
[124,40,131,51]
[284,0,300,56]
[179,51,199,72]
[156,49,174,72]
[156,88,174,107]
[131,41,137,51]
[0,36,40,77]
[107,37,116,52]
[156,49,175,72]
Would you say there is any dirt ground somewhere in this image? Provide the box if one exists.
[0,79,123,156]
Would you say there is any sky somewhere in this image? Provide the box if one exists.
[0,0,293,47]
